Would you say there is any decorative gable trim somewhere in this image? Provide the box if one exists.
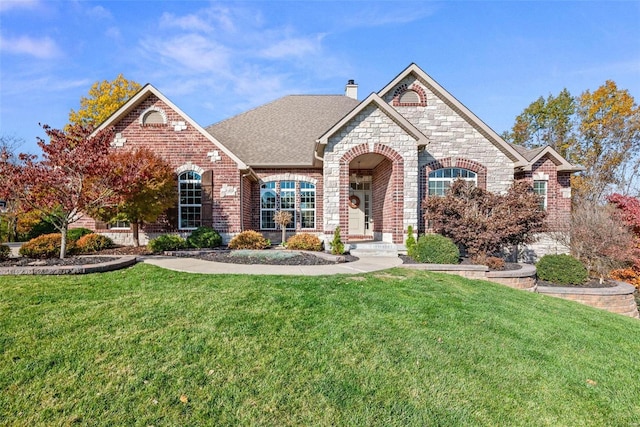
[315,92,429,162]
[93,84,249,171]
[528,146,584,172]
[379,63,529,168]
[392,83,427,107]
[139,107,167,126]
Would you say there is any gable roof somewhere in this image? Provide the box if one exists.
[512,144,584,172]
[207,95,360,167]
[378,63,530,169]
[94,84,249,170]
[315,92,429,162]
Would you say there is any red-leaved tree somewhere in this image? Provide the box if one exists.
[10,124,119,258]
[424,180,546,260]
[92,148,176,247]
[607,193,640,287]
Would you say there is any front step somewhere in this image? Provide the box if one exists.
[349,241,399,257]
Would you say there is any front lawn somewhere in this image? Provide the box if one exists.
[1,264,639,425]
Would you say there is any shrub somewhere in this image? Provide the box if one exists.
[408,234,459,264]
[286,233,322,251]
[148,234,187,253]
[472,254,506,270]
[536,254,588,286]
[67,227,93,242]
[228,230,270,250]
[405,225,416,251]
[424,180,546,257]
[330,227,344,255]
[0,244,10,261]
[187,226,222,249]
[19,233,68,259]
[75,234,114,253]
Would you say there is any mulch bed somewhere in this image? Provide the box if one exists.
[0,256,119,267]
[192,251,356,266]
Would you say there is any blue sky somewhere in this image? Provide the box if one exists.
[1,0,639,155]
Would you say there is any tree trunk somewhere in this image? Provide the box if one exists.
[132,221,140,247]
[60,225,68,259]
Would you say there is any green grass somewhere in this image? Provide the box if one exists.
[1,264,639,426]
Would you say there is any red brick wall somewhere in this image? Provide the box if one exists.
[372,158,392,235]
[515,155,571,230]
[99,94,243,234]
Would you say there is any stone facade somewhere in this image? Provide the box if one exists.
[72,63,578,259]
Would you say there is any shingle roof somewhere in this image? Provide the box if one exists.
[510,143,546,162]
[206,95,360,167]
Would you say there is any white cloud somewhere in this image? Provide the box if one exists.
[86,5,112,20]
[0,0,40,13]
[260,35,324,59]
[160,12,214,33]
[0,34,62,59]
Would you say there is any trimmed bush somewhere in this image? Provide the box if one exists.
[536,254,589,286]
[286,233,322,251]
[228,230,270,250]
[405,225,416,251]
[408,234,460,264]
[330,227,344,255]
[75,234,114,253]
[0,244,10,261]
[19,233,68,259]
[187,226,222,249]
[473,254,506,270]
[148,234,187,253]
[67,227,93,242]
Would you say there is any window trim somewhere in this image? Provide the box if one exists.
[533,180,548,210]
[178,170,202,230]
[260,179,316,231]
[428,167,477,196]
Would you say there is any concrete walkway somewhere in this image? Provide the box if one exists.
[140,255,403,276]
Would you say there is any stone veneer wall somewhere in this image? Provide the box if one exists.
[323,104,419,243]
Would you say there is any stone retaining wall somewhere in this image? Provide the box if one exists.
[537,282,639,319]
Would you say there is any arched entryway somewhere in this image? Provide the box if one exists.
[340,144,404,243]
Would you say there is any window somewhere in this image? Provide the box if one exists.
[260,182,276,229]
[260,180,316,230]
[428,168,477,196]
[533,180,547,210]
[179,171,202,229]
[108,220,130,230]
[300,182,316,229]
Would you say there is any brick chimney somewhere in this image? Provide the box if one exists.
[345,79,358,100]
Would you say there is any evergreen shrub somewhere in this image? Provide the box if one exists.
[286,233,322,251]
[75,234,114,253]
[228,230,270,250]
[330,227,344,255]
[148,234,187,253]
[408,234,459,264]
[67,227,93,242]
[187,226,222,249]
[0,244,10,261]
[536,254,588,285]
[19,233,68,258]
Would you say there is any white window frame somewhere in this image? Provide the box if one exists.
[428,167,477,196]
[178,171,202,230]
[533,180,548,210]
[300,181,316,229]
[260,182,277,230]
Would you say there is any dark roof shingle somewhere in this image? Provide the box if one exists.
[206,95,359,166]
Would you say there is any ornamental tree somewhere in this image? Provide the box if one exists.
[91,148,176,247]
[607,193,640,287]
[11,124,119,258]
[423,180,546,260]
[69,74,141,127]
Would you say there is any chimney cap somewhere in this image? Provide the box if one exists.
[347,79,355,85]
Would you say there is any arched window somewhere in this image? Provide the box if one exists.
[428,168,477,196]
[178,171,202,229]
[399,90,420,104]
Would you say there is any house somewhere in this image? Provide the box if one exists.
[78,63,582,257]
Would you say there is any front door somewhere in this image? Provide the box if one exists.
[348,181,372,236]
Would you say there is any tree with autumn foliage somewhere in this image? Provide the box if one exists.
[423,180,546,261]
[502,88,576,158]
[91,148,176,247]
[69,74,141,127]
[504,81,640,202]
[607,193,640,287]
[7,124,120,258]
[0,135,24,242]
